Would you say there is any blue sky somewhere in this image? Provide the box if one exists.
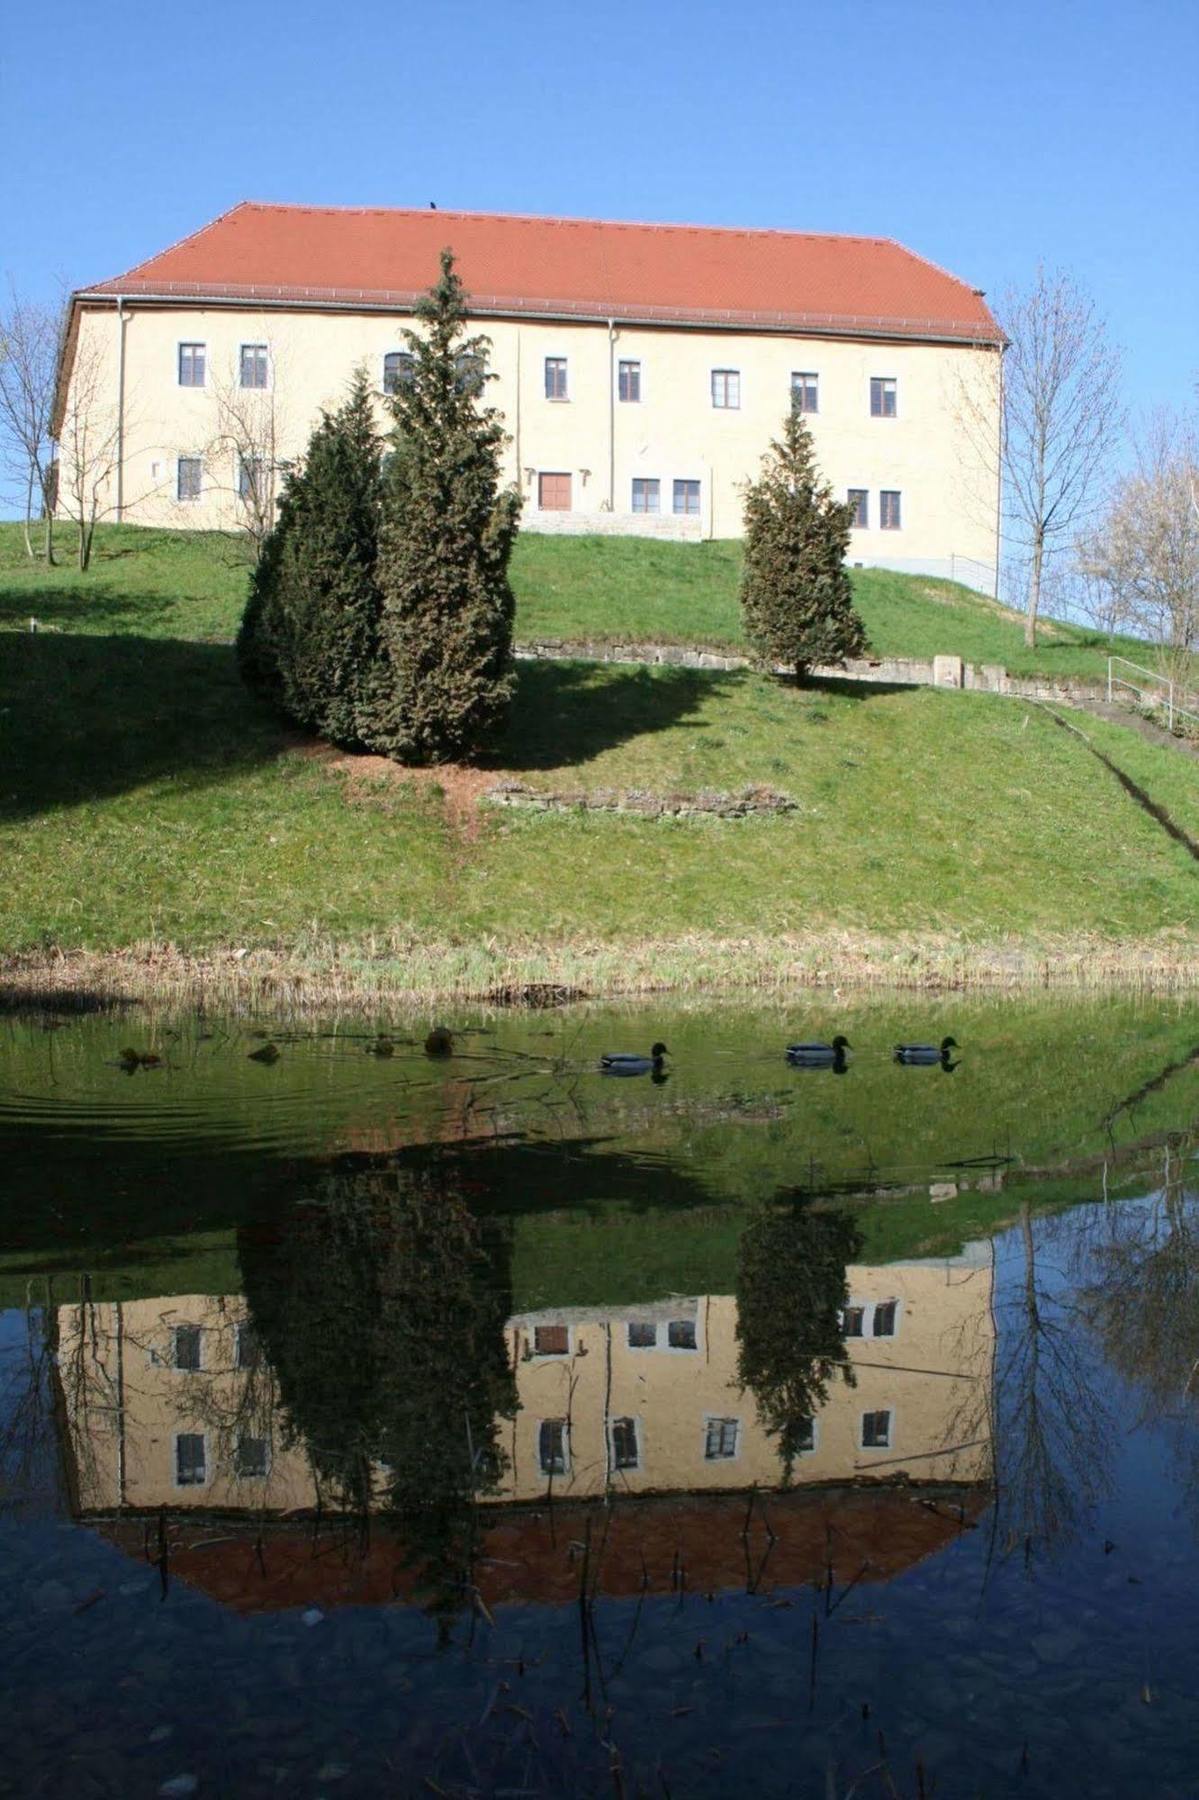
[3,0,1196,419]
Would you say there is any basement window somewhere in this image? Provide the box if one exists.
[667,1319,697,1351]
[627,1321,657,1348]
[533,1324,569,1356]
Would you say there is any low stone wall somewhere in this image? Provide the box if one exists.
[485,780,799,819]
[521,511,703,543]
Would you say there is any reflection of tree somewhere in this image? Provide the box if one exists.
[239,1158,516,1627]
[735,1200,861,1481]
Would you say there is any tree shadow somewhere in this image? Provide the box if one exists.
[1,634,287,821]
[490,659,741,771]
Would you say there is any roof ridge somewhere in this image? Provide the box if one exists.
[879,235,986,300]
[94,200,255,291]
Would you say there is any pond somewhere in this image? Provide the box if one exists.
[2,992,1198,1798]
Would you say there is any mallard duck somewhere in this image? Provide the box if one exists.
[600,1041,669,1076]
[247,1042,280,1064]
[786,1035,850,1069]
[424,1026,454,1057]
[893,1036,959,1066]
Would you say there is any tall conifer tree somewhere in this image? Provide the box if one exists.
[739,410,866,681]
[364,251,521,763]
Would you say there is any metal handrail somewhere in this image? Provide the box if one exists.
[1107,656,1199,734]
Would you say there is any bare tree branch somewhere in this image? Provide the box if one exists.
[0,288,62,562]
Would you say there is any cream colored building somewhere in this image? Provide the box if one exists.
[56,1245,993,1516]
[53,204,1003,590]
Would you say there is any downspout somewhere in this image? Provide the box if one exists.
[514,329,521,496]
[993,343,1004,601]
[607,319,616,512]
[115,298,127,522]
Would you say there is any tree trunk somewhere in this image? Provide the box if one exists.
[1025,529,1044,648]
[23,467,35,559]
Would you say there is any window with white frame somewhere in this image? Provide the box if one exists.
[841,1304,865,1338]
[632,477,660,514]
[870,376,897,418]
[533,1323,570,1357]
[539,1418,569,1475]
[176,457,202,503]
[848,489,869,529]
[178,343,206,388]
[627,1321,657,1349]
[704,1417,740,1460]
[880,490,902,530]
[667,1319,697,1350]
[383,350,415,393]
[711,369,740,409]
[173,1324,202,1370]
[240,344,269,389]
[791,370,819,414]
[673,478,701,516]
[175,1432,206,1486]
[611,1417,640,1470]
[234,1436,270,1479]
[618,360,641,403]
[861,1409,892,1449]
[544,356,568,400]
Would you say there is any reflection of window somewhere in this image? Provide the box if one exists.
[173,1325,202,1371]
[796,1416,815,1453]
[841,1305,865,1338]
[240,343,269,389]
[627,1322,657,1348]
[667,1319,697,1350]
[611,1417,639,1469]
[705,1417,739,1460]
[533,1324,569,1356]
[175,1433,206,1486]
[632,477,660,514]
[861,1409,892,1449]
[236,1322,261,1370]
[872,1301,898,1337]
[383,350,415,393]
[235,1436,269,1479]
[539,1419,569,1475]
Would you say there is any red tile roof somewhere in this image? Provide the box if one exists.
[81,202,1000,344]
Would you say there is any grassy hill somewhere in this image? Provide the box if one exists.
[1,523,1194,992]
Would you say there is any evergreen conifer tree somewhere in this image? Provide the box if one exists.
[237,369,383,744]
[363,250,521,763]
[739,409,866,681]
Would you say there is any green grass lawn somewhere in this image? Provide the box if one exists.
[1,522,1148,682]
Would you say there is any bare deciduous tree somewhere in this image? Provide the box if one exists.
[999,267,1123,646]
[1077,413,1199,701]
[203,351,293,560]
[0,289,61,562]
[56,328,125,571]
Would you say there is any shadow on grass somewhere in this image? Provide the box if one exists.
[491,659,741,771]
[1,633,287,820]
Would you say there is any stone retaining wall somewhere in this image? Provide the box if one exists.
[521,511,703,542]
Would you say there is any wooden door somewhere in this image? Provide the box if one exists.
[538,471,572,511]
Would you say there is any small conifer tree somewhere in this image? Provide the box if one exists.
[237,369,383,743]
[363,250,521,763]
[739,409,866,681]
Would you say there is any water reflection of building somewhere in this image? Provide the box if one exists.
[56,1245,993,1515]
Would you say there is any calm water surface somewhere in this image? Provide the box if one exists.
[2,993,1198,1798]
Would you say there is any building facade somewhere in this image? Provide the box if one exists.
[54,204,1003,587]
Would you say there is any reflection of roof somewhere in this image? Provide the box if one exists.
[90,1484,988,1615]
[79,202,1001,345]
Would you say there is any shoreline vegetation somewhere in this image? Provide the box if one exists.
[4,929,1199,1013]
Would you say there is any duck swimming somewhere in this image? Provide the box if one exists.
[424,1026,454,1057]
[786,1035,850,1071]
[601,1042,669,1076]
[893,1036,959,1068]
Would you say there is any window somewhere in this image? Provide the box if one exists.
[383,351,415,394]
[240,344,269,389]
[841,1305,865,1338]
[862,1409,892,1449]
[538,471,572,511]
[173,1325,202,1371]
[175,1433,206,1486]
[611,1417,640,1470]
[178,343,205,388]
[791,371,818,414]
[234,1436,269,1479]
[627,1322,657,1349]
[539,1419,569,1475]
[544,357,568,400]
[796,1416,815,1453]
[238,455,263,503]
[631,477,660,514]
[872,1300,898,1338]
[673,479,701,516]
[533,1324,569,1356]
[667,1319,697,1351]
[848,489,869,529]
[236,1322,261,1371]
[618,360,641,403]
[176,457,202,504]
[870,377,897,418]
[454,351,485,395]
[705,1417,739,1460]
[711,369,740,409]
[880,490,902,531]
